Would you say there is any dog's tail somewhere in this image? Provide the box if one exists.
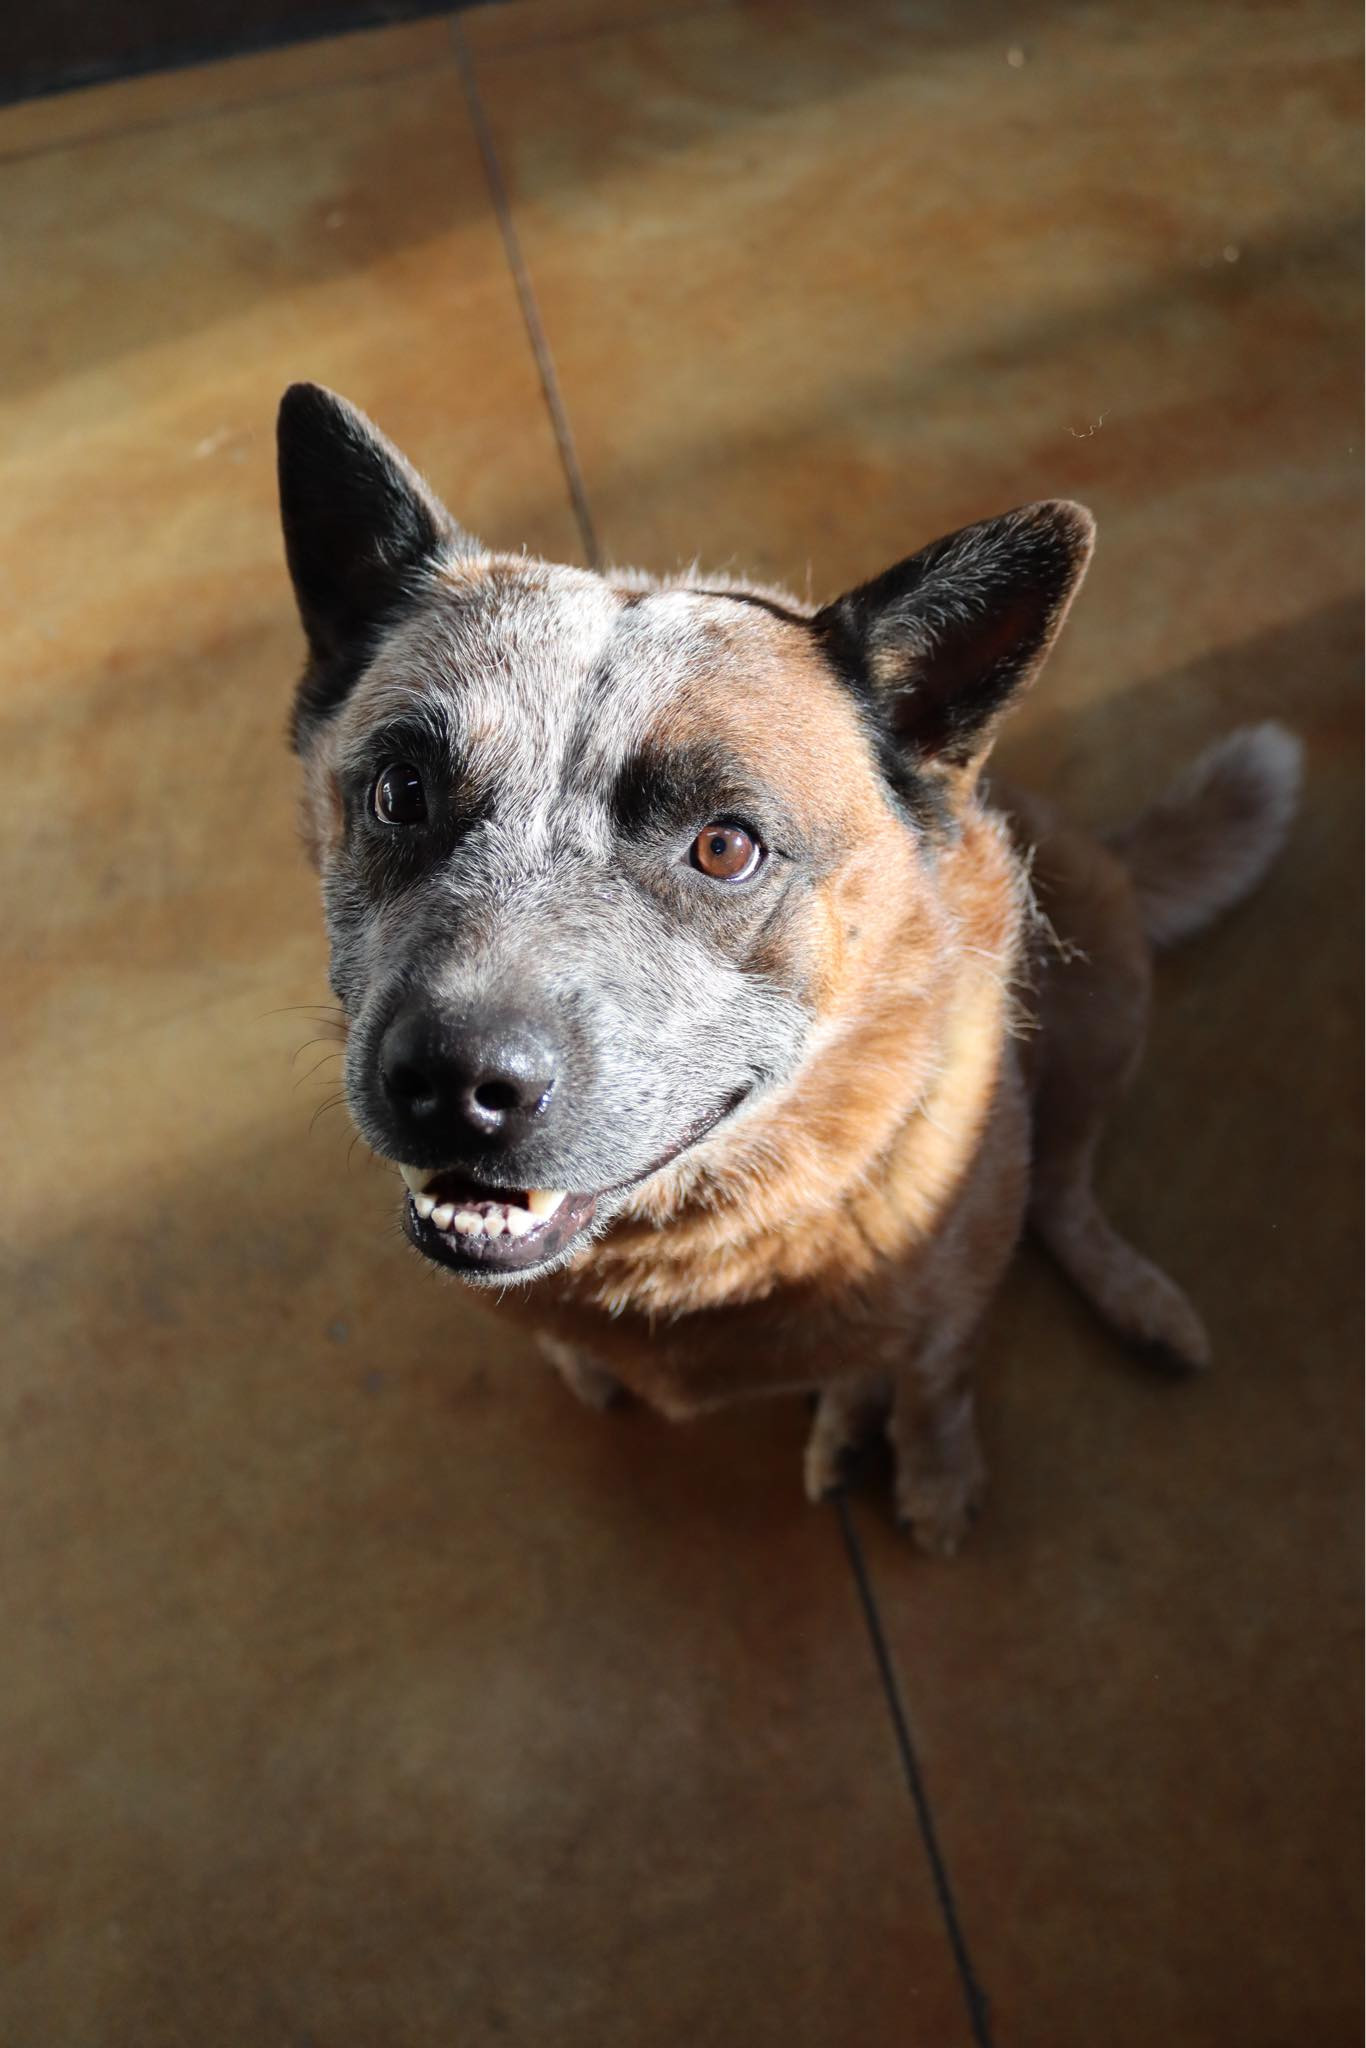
[1108,722,1303,949]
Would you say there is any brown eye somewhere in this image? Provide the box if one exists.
[691,822,761,882]
[373,762,427,826]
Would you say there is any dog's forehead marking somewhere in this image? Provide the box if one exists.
[347,568,803,811]
[565,586,759,785]
[337,563,888,885]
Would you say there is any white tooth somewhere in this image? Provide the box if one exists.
[399,1164,433,1195]
[453,1210,481,1236]
[505,1207,535,1237]
[483,1211,506,1239]
[526,1189,566,1219]
[413,1193,436,1220]
[431,1202,455,1231]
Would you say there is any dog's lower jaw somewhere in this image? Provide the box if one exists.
[402,1185,601,1283]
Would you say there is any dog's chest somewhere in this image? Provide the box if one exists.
[517,1045,1031,1418]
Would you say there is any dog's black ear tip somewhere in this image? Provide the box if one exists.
[277,380,358,449]
[279,379,322,420]
[277,381,324,456]
[1019,497,1097,560]
[1051,496,1096,541]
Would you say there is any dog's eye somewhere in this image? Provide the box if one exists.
[373,762,427,826]
[691,822,761,882]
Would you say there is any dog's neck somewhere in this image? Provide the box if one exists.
[549,802,1028,1322]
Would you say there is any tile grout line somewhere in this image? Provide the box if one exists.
[832,1494,996,2048]
[449,20,601,571]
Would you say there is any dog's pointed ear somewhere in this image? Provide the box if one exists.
[814,501,1095,784]
[277,382,468,670]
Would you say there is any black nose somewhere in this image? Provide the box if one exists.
[379,1004,558,1152]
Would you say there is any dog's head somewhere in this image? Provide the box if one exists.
[278,384,1092,1287]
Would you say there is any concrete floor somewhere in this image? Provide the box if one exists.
[1,3,1361,2042]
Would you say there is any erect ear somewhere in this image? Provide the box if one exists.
[277,383,469,725]
[813,501,1095,783]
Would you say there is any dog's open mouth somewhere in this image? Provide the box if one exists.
[397,1165,598,1277]
[395,1085,755,1282]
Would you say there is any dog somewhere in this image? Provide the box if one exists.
[277,382,1301,1554]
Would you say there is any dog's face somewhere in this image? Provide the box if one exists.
[278,385,1092,1287]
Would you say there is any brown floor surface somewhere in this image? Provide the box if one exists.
[2,4,1361,2043]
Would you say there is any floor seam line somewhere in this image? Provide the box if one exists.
[450,20,601,570]
[832,1494,996,2048]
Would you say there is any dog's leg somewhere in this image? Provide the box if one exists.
[1020,803,1211,1371]
[537,1334,626,1412]
[803,1373,892,1503]
[1031,1140,1210,1370]
[888,1327,986,1558]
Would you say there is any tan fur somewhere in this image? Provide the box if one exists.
[506,716,1299,1555]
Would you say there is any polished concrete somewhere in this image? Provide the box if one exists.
[1,4,1360,2041]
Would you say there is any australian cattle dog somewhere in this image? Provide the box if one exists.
[277,382,1300,1553]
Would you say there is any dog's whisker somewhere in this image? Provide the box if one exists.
[290,1034,347,1065]
[308,1096,349,1135]
[345,1131,389,1174]
[293,1052,344,1089]
[262,1002,347,1023]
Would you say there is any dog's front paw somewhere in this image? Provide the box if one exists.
[891,1396,986,1558]
[894,1463,985,1558]
[803,1377,891,1503]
